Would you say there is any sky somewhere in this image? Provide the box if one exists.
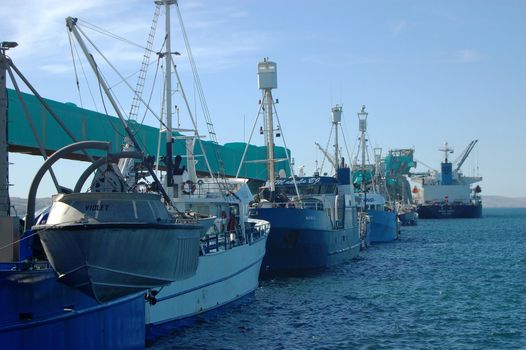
[1,0,525,199]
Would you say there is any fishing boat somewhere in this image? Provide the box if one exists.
[397,204,419,226]
[411,141,482,218]
[242,69,361,274]
[385,148,418,226]
[146,174,269,338]
[352,106,398,243]
[65,1,269,337]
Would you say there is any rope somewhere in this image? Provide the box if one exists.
[0,219,79,253]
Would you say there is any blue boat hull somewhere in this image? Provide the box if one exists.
[368,210,398,243]
[0,266,145,349]
[417,203,482,219]
[252,207,360,274]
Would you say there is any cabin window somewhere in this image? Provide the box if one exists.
[135,200,154,220]
[319,184,336,194]
[96,200,135,222]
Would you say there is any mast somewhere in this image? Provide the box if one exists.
[0,41,17,217]
[357,105,368,194]
[332,105,342,170]
[257,59,278,196]
[439,141,453,163]
[159,0,175,187]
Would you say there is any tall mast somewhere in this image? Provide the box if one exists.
[0,41,17,217]
[156,0,175,187]
[439,141,453,163]
[357,105,368,194]
[257,59,278,195]
[332,105,342,170]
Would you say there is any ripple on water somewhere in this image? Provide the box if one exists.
[150,208,526,349]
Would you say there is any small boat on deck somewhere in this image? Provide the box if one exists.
[34,191,206,302]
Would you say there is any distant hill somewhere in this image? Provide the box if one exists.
[482,195,526,208]
[9,197,52,217]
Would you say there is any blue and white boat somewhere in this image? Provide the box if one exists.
[253,170,361,273]
[355,193,398,243]
[146,176,269,339]
[353,106,398,244]
[242,81,361,274]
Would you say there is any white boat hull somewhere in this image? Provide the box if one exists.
[145,234,267,328]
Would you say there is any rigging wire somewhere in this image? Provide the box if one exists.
[68,30,99,112]
[235,101,264,178]
[78,19,150,51]
[175,2,227,182]
[76,22,167,130]
[68,29,84,108]
[272,99,302,201]
[320,124,334,174]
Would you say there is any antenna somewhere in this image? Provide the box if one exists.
[439,141,454,163]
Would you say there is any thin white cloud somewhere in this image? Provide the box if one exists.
[387,20,407,36]
[301,53,389,66]
[39,64,72,74]
[433,49,487,64]
[452,49,486,63]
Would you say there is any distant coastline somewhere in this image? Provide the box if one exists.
[8,195,526,218]
[481,195,526,208]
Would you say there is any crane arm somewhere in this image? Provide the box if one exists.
[315,142,337,169]
[414,158,438,173]
[454,140,478,172]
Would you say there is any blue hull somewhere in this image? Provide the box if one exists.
[253,207,360,274]
[417,203,482,219]
[368,210,398,243]
[0,265,145,349]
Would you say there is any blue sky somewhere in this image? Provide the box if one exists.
[1,0,525,198]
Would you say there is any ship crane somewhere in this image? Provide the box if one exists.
[314,142,337,170]
[453,139,478,173]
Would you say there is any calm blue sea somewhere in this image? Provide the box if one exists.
[150,208,526,349]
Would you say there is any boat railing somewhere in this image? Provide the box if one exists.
[200,220,269,254]
[260,200,324,211]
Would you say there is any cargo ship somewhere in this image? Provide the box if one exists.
[411,141,482,219]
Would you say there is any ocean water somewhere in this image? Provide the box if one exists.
[150,208,526,349]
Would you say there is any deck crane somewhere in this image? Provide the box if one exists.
[454,140,478,173]
[314,142,337,171]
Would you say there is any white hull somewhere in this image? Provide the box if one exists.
[146,235,267,326]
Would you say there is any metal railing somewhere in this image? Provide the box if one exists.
[200,220,269,254]
[257,200,324,211]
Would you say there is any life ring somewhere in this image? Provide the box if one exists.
[182,180,196,195]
